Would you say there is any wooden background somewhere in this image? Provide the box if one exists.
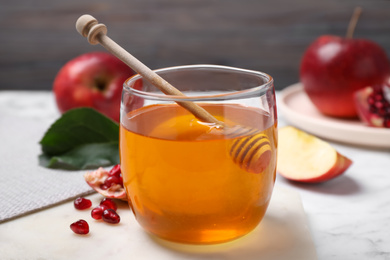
[0,0,389,91]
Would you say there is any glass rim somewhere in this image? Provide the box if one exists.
[123,64,274,102]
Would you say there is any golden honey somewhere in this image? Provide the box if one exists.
[120,103,277,244]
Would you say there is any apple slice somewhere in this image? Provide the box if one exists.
[277,126,352,183]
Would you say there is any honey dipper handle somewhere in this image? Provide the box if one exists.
[75,14,220,125]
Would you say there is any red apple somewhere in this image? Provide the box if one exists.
[300,35,390,118]
[53,52,136,122]
[354,81,390,128]
[277,126,352,183]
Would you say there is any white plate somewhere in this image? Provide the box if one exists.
[278,83,390,148]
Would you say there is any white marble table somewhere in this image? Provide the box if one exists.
[276,103,390,259]
[0,90,389,259]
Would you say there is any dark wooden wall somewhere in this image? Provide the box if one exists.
[1,0,389,91]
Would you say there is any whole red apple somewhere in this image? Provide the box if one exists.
[53,52,136,122]
[300,35,390,118]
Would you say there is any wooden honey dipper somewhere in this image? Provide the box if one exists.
[76,14,272,174]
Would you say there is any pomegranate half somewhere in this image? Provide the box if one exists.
[354,83,390,128]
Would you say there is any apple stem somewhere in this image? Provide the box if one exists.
[346,7,363,39]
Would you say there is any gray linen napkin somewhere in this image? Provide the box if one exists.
[0,91,94,223]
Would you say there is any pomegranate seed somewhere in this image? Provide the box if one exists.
[375,91,384,100]
[74,197,92,210]
[70,219,89,235]
[368,96,375,105]
[375,101,385,109]
[100,184,109,190]
[385,118,390,128]
[102,209,120,224]
[378,108,387,116]
[103,176,122,188]
[100,198,117,211]
[91,205,108,220]
[109,164,122,178]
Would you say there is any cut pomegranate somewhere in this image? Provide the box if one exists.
[70,219,89,235]
[84,166,127,200]
[73,197,92,210]
[354,83,390,128]
[91,205,108,220]
[102,209,121,224]
[109,164,122,178]
[100,198,117,211]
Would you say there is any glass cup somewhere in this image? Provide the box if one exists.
[120,65,277,245]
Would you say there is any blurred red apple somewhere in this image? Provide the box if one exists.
[354,82,390,128]
[300,36,390,118]
[277,126,352,183]
[300,8,390,118]
[53,52,136,122]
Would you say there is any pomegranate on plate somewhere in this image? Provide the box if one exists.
[354,82,390,128]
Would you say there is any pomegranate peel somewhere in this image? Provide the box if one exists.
[84,167,127,201]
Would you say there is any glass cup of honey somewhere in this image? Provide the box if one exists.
[120,65,277,244]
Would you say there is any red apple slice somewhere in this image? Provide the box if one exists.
[277,126,352,183]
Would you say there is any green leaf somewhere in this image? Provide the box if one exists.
[39,108,120,170]
[40,107,119,155]
[39,142,119,170]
